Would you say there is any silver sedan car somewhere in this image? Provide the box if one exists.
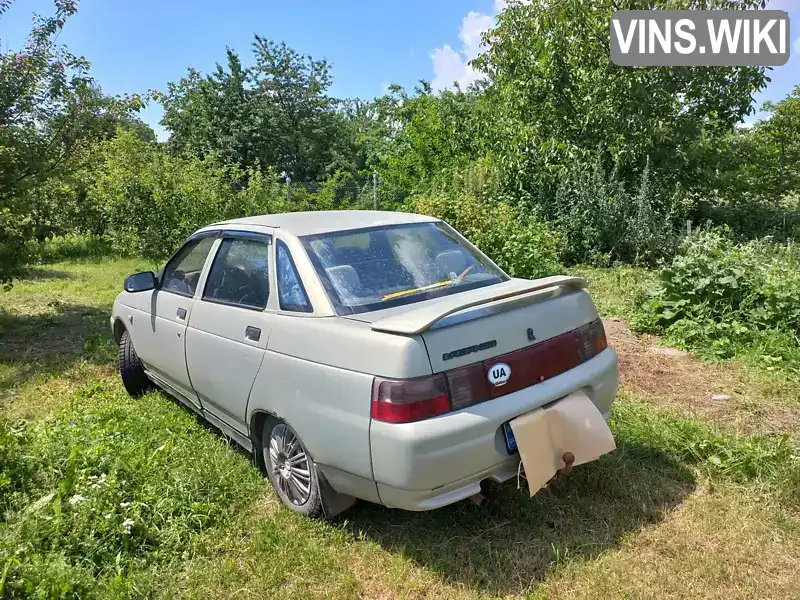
[111,211,618,516]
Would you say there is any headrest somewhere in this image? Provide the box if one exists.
[435,250,469,278]
[326,265,362,298]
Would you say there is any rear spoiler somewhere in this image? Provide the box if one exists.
[370,275,586,335]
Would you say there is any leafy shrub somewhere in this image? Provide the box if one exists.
[552,155,683,267]
[86,132,373,260]
[410,192,563,279]
[0,419,39,513]
[691,190,800,243]
[633,229,800,369]
[25,233,113,263]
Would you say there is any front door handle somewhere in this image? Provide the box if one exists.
[176,307,187,320]
[245,326,261,342]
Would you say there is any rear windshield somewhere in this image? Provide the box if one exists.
[301,222,508,315]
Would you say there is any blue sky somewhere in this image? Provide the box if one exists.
[3,0,799,140]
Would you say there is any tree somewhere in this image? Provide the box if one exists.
[250,37,348,181]
[473,0,770,200]
[0,0,143,282]
[159,38,353,182]
[758,86,800,200]
[353,83,487,199]
[160,49,257,168]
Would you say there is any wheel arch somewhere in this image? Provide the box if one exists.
[249,409,280,471]
[113,318,127,344]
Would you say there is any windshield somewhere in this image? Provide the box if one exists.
[301,221,508,315]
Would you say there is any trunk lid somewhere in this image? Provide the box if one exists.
[348,277,600,373]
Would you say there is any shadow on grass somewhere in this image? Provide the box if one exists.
[21,268,73,281]
[345,441,695,596]
[0,302,114,392]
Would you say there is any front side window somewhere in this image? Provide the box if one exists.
[161,236,216,297]
[277,240,312,313]
[203,238,270,310]
[302,222,507,315]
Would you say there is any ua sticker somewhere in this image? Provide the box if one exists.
[488,363,511,387]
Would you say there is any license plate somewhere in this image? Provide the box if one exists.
[503,422,517,452]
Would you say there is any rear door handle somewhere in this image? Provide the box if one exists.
[176,308,187,320]
[245,326,261,342]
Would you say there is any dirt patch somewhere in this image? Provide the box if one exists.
[604,318,800,437]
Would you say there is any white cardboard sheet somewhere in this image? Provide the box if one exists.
[509,391,616,496]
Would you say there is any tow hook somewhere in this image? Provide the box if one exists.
[556,452,575,477]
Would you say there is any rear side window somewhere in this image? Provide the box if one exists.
[276,240,312,313]
[161,236,216,297]
[203,238,270,310]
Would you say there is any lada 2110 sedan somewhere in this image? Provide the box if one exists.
[111,211,619,517]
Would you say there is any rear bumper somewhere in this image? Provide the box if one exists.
[370,347,618,511]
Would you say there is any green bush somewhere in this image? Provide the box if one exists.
[25,234,113,263]
[633,229,800,369]
[89,132,295,259]
[551,155,683,267]
[410,192,563,279]
[691,190,800,243]
[85,132,374,261]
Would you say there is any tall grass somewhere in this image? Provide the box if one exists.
[0,382,264,598]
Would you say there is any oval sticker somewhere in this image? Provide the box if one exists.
[488,363,511,387]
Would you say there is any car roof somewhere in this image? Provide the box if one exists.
[208,210,440,237]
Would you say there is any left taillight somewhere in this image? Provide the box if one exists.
[371,374,451,424]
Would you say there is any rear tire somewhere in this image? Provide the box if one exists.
[118,329,150,397]
[263,420,323,517]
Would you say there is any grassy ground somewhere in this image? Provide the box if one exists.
[1,259,799,599]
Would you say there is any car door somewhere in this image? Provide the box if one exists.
[132,233,217,411]
[185,231,274,435]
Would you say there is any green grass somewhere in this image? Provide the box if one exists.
[0,386,264,598]
[0,258,157,400]
[569,265,656,320]
[1,259,799,599]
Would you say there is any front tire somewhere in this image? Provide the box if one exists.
[263,420,323,517]
[118,329,150,397]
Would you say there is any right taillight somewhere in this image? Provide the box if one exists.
[371,374,451,424]
[582,319,607,357]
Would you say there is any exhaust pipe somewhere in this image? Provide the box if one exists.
[468,492,488,506]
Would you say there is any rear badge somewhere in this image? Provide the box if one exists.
[488,363,511,387]
[442,339,497,362]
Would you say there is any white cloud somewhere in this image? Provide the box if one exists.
[794,36,800,56]
[431,2,507,91]
[461,11,494,61]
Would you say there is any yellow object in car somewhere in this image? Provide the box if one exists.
[381,279,453,302]
[381,266,474,302]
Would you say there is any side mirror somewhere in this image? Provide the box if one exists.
[124,271,156,293]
